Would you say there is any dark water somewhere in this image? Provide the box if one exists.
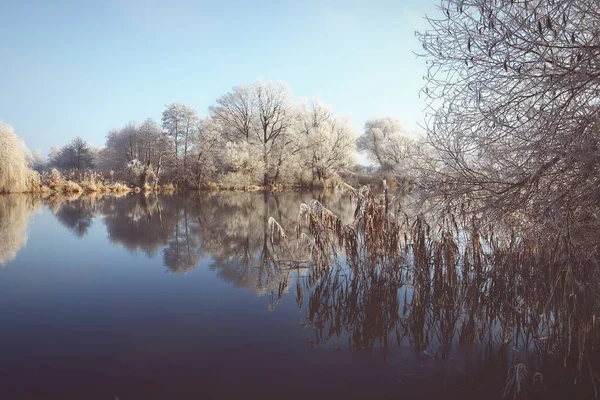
[0,193,594,399]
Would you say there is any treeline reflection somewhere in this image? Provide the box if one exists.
[2,191,598,396]
[44,192,354,291]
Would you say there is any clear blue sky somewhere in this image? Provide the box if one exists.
[0,0,439,155]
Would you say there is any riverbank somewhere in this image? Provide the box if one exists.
[2,167,404,195]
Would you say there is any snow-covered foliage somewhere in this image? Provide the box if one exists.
[162,103,199,173]
[210,80,295,185]
[0,122,40,193]
[208,83,358,186]
[293,99,356,181]
[417,0,600,216]
[99,119,171,184]
[222,141,265,185]
[185,117,226,187]
[49,137,95,170]
[3,80,432,190]
[357,118,415,173]
[126,159,145,184]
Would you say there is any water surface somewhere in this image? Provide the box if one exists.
[0,192,594,399]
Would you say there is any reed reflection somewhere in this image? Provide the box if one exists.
[289,191,600,398]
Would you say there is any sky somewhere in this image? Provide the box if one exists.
[0,0,440,155]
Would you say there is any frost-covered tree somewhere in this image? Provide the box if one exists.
[0,122,40,193]
[209,80,294,185]
[29,150,47,173]
[100,119,171,182]
[161,103,199,173]
[209,85,254,141]
[294,99,357,181]
[186,117,227,187]
[222,141,265,185]
[357,118,414,173]
[418,0,600,216]
[50,137,95,171]
[161,103,185,167]
[253,81,294,185]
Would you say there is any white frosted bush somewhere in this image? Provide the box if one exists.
[0,122,40,193]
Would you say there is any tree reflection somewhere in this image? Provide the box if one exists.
[52,195,97,238]
[100,194,175,258]
[196,191,354,304]
[9,190,597,396]
[0,195,39,265]
[45,191,353,289]
[162,197,203,274]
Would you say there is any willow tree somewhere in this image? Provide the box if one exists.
[0,122,39,193]
[418,0,600,218]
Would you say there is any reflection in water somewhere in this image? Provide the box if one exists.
[0,195,39,265]
[292,195,600,398]
[40,191,354,290]
[199,192,354,302]
[2,191,598,397]
[100,194,173,258]
[53,195,98,238]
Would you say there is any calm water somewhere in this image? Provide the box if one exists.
[0,192,592,399]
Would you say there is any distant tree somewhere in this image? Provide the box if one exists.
[187,117,226,187]
[418,0,600,217]
[357,118,414,173]
[137,119,168,175]
[28,149,47,173]
[162,103,198,173]
[209,85,254,141]
[99,119,171,182]
[161,104,184,169]
[209,80,294,185]
[294,99,356,181]
[50,137,95,170]
[253,81,294,185]
[222,141,265,185]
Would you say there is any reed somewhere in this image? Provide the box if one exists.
[273,183,600,397]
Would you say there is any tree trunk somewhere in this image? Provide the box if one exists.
[184,124,189,171]
[263,144,269,186]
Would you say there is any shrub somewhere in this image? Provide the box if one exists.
[199,181,219,191]
[110,182,131,193]
[62,181,82,194]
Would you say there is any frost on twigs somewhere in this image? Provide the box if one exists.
[0,122,40,193]
[417,0,600,221]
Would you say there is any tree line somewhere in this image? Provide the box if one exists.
[11,80,422,191]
